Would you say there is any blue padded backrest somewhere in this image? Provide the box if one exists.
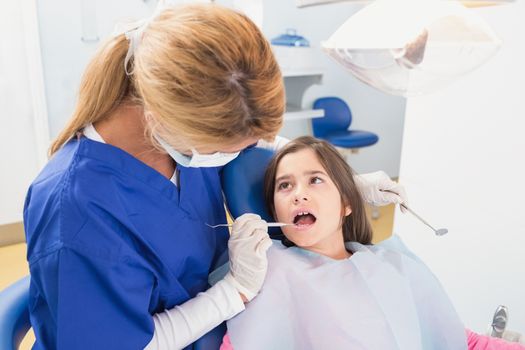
[0,276,30,350]
[222,147,283,238]
[312,97,352,138]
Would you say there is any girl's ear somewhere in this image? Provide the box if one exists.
[344,205,352,216]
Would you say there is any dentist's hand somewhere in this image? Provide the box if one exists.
[355,171,408,211]
[223,213,272,302]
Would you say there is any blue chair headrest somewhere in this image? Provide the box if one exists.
[222,147,283,238]
[312,97,352,138]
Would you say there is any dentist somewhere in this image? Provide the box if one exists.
[23,3,406,349]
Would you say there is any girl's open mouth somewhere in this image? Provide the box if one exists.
[293,211,317,229]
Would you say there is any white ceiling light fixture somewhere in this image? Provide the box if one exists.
[321,0,502,96]
[296,0,516,8]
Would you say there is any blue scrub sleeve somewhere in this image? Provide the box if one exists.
[30,246,156,349]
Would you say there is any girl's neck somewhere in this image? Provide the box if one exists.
[333,249,352,260]
[321,246,352,260]
[304,234,352,260]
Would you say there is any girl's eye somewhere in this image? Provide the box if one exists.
[311,176,323,184]
[277,182,291,190]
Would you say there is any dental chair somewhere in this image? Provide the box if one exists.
[0,275,31,350]
[221,146,525,346]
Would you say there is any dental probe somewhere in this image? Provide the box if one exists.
[206,222,295,229]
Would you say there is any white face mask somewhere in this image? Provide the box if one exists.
[155,135,240,168]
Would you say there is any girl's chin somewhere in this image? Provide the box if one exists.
[285,232,319,247]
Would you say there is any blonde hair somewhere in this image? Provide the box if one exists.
[50,4,284,155]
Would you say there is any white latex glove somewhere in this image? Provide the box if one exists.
[355,171,408,211]
[223,213,272,302]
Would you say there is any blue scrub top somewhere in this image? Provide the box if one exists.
[23,137,230,349]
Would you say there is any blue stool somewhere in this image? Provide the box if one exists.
[0,276,31,350]
[312,97,378,151]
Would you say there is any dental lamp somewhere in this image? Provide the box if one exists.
[320,0,503,96]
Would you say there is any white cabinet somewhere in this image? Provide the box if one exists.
[273,45,325,121]
[282,69,325,121]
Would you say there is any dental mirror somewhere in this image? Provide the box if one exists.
[400,203,448,236]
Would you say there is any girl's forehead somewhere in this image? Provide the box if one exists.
[276,149,326,176]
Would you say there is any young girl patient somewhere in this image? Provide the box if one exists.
[220,136,524,350]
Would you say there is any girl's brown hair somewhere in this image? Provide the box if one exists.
[50,4,284,156]
[264,136,373,246]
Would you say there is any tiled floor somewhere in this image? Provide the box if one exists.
[0,204,394,348]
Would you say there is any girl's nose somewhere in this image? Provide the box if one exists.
[293,188,309,204]
[292,183,309,204]
[293,196,308,204]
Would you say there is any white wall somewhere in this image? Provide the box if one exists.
[394,3,525,333]
[36,0,158,138]
[37,0,406,178]
[0,0,48,225]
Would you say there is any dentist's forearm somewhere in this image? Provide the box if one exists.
[145,279,244,349]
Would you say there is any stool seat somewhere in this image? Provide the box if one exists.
[323,130,379,148]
